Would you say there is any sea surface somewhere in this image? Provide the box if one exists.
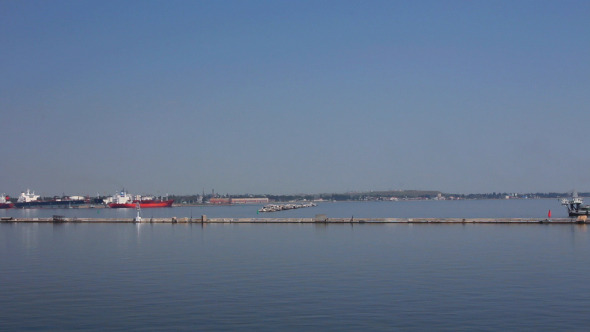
[2,199,589,331]
[0,198,569,219]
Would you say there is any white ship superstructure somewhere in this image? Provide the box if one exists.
[17,189,40,203]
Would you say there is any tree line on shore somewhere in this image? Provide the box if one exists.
[169,190,586,204]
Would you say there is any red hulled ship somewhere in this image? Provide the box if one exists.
[0,194,13,209]
[107,191,173,208]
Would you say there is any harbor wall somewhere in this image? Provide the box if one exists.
[0,217,583,224]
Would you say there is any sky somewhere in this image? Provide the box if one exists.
[1,0,589,196]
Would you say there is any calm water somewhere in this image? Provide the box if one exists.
[0,198,568,219]
[2,200,589,330]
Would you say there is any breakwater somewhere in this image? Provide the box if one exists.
[0,216,584,224]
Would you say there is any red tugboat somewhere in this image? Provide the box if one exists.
[0,194,13,209]
[107,190,173,208]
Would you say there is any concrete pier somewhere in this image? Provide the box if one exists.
[0,217,584,224]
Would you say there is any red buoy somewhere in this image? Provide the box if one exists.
[548,210,552,218]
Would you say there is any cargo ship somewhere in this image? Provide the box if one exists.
[107,190,173,208]
[561,192,590,216]
[0,194,13,209]
[14,189,86,208]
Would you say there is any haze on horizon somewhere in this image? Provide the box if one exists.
[1,0,589,197]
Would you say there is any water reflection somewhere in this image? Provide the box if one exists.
[135,222,145,240]
[3,223,590,330]
[20,223,40,254]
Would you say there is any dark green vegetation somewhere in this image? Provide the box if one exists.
[456,192,587,199]
[170,191,587,204]
[7,191,583,205]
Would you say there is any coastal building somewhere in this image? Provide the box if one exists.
[208,197,269,204]
[231,198,269,204]
[209,198,231,205]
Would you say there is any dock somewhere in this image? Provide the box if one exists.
[0,216,586,224]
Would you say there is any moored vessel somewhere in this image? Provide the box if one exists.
[0,194,13,209]
[107,190,173,208]
[14,189,86,209]
[561,192,590,216]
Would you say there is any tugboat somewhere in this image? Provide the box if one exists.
[0,194,13,209]
[561,192,590,216]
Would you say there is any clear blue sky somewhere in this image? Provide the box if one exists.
[1,0,589,196]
